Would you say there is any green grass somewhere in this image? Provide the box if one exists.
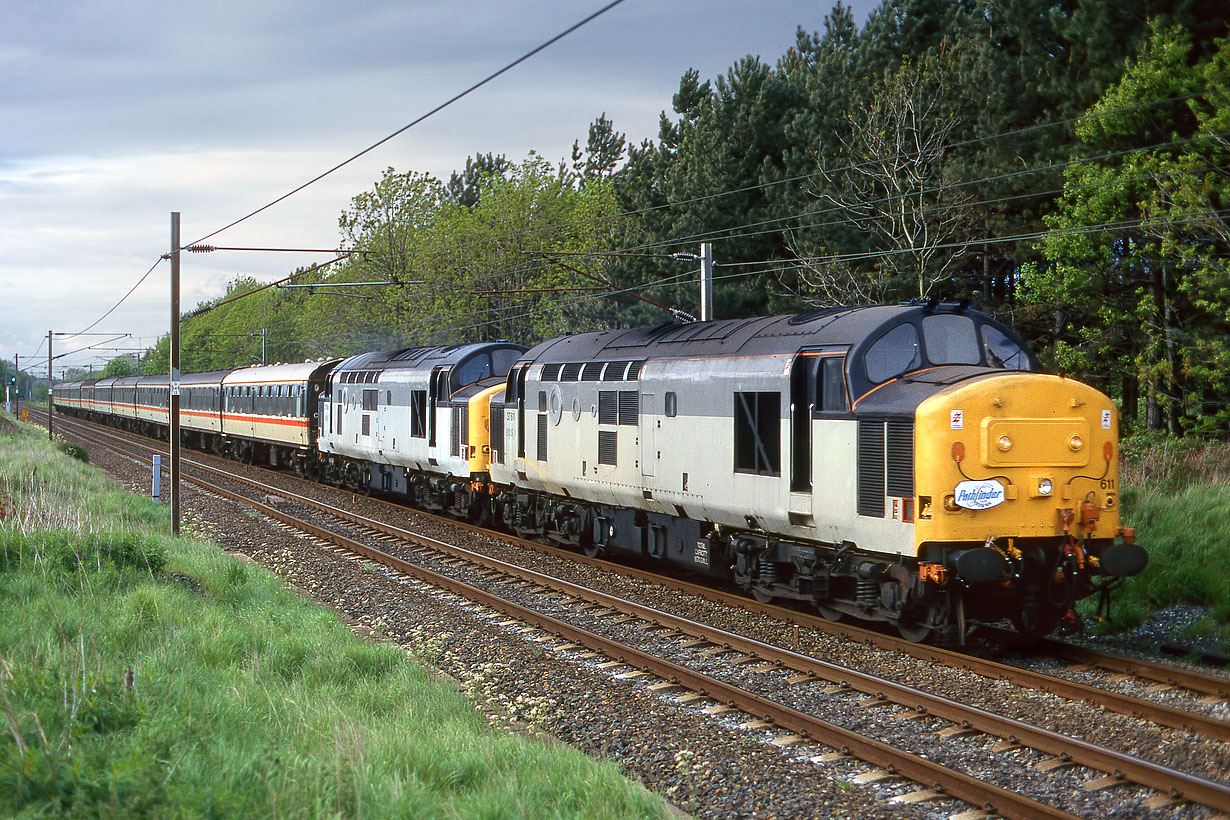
[0,418,668,819]
[1092,433,1230,651]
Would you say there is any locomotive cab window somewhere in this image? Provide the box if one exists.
[864,323,922,384]
[981,325,1032,370]
[922,314,981,365]
[818,357,847,412]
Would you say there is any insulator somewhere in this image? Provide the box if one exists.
[186,244,216,253]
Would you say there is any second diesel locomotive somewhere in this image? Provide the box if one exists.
[53,302,1147,642]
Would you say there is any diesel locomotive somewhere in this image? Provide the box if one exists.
[53,302,1147,642]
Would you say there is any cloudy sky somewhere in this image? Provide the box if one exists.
[2,0,874,376]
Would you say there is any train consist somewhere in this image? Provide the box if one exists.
[54,302,1147,642]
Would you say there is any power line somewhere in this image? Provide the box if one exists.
[185,0,627,248]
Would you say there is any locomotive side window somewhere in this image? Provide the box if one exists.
[981,325,1031,370]
[819,357,847,412]
[864,324,922,383]
[664,392,677,417]
[410,390,427,438]
[733,391,781,476]
[922,314,980,365]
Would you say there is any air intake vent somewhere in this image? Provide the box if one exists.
[857,419,885,518]
[598,430,617,465]
[603,361,629,381]
[598,391,618,425]
[618,391,638,425]
[536,413,548,462]
[886,420,914,497]
[541,363,562,381]
[582,362,604,381]
[625,360,645,381]
[561,362,583,381]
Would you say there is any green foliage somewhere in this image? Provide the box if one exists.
[55,439,89,463]
[1022,23,1230,434]
[1108,482,1230,636]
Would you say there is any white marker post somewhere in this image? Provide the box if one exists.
[152,454,161,500]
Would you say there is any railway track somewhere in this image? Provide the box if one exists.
[36,409,1230,818]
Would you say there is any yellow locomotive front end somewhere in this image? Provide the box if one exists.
[913,373,1147,637]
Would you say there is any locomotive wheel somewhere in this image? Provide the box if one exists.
[1011,606,1063,643]
[896,604,943,642]
[583,542,604,558]
[816,603,846,623]
[751,586,774,604]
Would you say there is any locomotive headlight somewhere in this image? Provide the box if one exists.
[1068,434,1084,452]
[1038,478,1053,496]
[997,434,1013,452]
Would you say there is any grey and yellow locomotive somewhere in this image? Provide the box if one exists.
[487,303,1146,641]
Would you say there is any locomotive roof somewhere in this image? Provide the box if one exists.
[333,342,525,373]
[518,304,994,362]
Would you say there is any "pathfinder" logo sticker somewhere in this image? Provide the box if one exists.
[954,479,1006,510]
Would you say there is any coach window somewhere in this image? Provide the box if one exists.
[664,392,677,418]
[864,323,922,384]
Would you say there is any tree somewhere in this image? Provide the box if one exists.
[445,153,512,209]
[569,113,626,186]
[798,56,974,301]
[99,356,138,378]
[1023,22,1230,433]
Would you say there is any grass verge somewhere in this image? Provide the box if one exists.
[1094,433,1230,651]
[0,418,668,819]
